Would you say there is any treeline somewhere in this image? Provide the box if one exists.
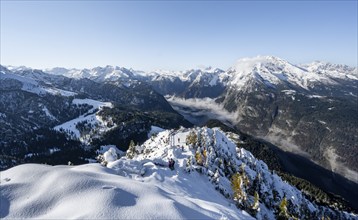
[0,128,90,170]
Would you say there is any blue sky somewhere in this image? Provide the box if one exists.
[1,1,357,71]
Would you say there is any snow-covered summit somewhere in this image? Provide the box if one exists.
[300,61,358,80]
[107,127,357,219]
[44,67,79,76]
[1,127,355,219]
[45,65,138,82]
[227,55,332,89]
[0,67,77,97]
[148,66,225,82]
[4,65,32,72]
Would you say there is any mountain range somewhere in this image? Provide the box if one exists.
[37,55,358,183]
[1,55,357,218]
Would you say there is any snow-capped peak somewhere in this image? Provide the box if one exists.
[6,55,357,92]
[44,67,79,76]
[44,65,137,82]
[231,55,292,76]
[301,61,353,72]
[226,55,358,90]
[228,55,313,89]
[5,65,32,72]
[300,61,358,80]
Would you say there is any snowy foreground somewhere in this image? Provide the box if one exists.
[0,128,252,219]
[1,163,250,219]
[1,127,356,219]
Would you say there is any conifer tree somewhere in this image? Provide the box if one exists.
[249,173,261,196]
[278,196,290,220]
[195,151,203,165]
[247,191,260,216]
[185,156,193,173]
[239,163,250,187]
[126,140,136,159]
[186,131,197,146]
[231,173,246,203]
[252,191,260,211]
[213,169,220,184]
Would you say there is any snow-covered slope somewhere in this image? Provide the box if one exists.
[45,65,138,82]
[227,55,350,90]
[121,127,356,219]
[54,98,114,142]
[301,61,358,80]
[0,163,251,219]
[0,68,77,97]
[0,130,254,219]
[2,127,354,219]
[149,66,226,83]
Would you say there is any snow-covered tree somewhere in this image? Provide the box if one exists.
[126,140,136,159]
[103,147,118,162]
[186,131,197,146]
[213,169,220,184]
[278,196,290,220]
[185,156,194,173]
[252,191,260,212]
[195,151,203,165]
[96,147,118,166]
[231,173,247,203]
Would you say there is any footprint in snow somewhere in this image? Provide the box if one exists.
[102,185,115,190]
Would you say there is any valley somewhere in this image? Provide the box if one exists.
[1,56,357,218]
[170,95,358,211]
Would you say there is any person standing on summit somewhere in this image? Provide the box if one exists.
[168,158,175,170]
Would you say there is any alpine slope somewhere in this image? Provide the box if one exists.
[1,127,356,219]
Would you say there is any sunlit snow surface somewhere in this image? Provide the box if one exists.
[0,128,254,219]
[1,127,356,219]
[1,163,252,219]
[0,72,77,96]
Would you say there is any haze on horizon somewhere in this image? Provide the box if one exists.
[0,1,357,71]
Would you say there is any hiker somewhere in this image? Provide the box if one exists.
[171,159,175,170]
[182,146,184,151]
[168,158,175,170]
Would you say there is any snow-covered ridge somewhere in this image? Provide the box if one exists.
[300,61,358,80]
[4,56,356,92]
[227,55,357,90]
[45,65,137,82]
[38,56,357,89]
[108,127,354,219]
[149,66,225,83]
[54,98,114,143]
[1,127,355,219]
[0,70,77,97]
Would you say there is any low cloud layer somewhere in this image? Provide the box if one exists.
[166,96,238,126]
